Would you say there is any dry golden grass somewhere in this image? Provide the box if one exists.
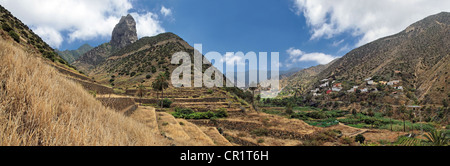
[199,127,233,146]
[176,119,215,146]
[129,106,159,133]
[0,39,169,146]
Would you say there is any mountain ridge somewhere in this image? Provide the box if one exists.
[306,12,450,105]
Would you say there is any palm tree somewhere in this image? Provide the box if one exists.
[424,130,448,146]
[293,84,305,99]
[152,72,169,108]
[249,82,258,110]
[408,109,415,134]
[136,84,146,105]
[399,105,407,132]
[385,106,393,131]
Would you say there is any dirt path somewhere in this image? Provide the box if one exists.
[328,123,368,137]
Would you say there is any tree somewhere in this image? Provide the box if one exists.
[385,105,394,131]
[399,105,407,132]
[351,109,357,117]
[249,82,258,110]
[285,102,294,115]
[408,109,415,134]
[355,134,365,144]
[367,108,374,117]
[152,72,169,108]
[136,84,146,105]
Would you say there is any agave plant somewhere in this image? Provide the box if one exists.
[424,130,448,146]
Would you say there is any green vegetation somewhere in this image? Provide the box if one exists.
[355,134,365,144]
[305,118,339,127]
[172,108,228,119]
[2,22,13,32]
[250,128,269,137]
[424,130,448,146]
[161,98,173,108]
[152,72,169,108]
[338,113,436,132]
[8,30,20,43]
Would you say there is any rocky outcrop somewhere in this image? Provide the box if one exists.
[73,14,138,73]
[110,14,138,50]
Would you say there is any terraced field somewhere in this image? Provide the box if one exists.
[86,85,326,146]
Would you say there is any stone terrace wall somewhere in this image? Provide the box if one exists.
[69,78,113,94]
[97,97,137,115]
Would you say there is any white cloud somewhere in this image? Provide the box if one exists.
[160,6,172,17]
[286,47,337,65]
[1,0,166,48]
[33,26,63,48]
[293,0,450,46]
[221,52,245,66]
[130,12,165,38]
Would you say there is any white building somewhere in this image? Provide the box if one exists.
[320,82,329,88]
[387,80,400,86]
[311,88,319,93]
[360,88,369,93]
[332,87,342,92]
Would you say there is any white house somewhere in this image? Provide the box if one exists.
[332,87,342,92]
[313,93,322,96]
[320,82,329,88]
[347,86,359,93]
[311,88,319,93]
[360,88,369,93]
[387,80,400,86]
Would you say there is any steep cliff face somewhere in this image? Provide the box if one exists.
[73,14,138,73]
[110,14,138,50]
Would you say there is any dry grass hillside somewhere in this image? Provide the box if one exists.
[0,39,170,146]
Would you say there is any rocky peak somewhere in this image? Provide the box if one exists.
[110,14,138,50]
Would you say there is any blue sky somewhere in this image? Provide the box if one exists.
[2,0,450,71]
[133,0,350,71]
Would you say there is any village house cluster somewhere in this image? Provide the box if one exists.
[310,74,403,97]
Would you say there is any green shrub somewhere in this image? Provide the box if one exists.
[215,108,228,118]
[8,30,20,43]
[2,23,13,32]
[305,118,339,127]
[250,128,269,136]
[307,111,328,119]
[172,108,226,119]
[161,98,172,108]
[355,134,365,144]
[174,108,194,115]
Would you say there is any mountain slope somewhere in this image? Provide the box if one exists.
[56,44,93,64]
[0,5,69,66]
[313,12,450,105]
[85,32,217,89]
[280,60,336,96]
[0,37,170,146]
